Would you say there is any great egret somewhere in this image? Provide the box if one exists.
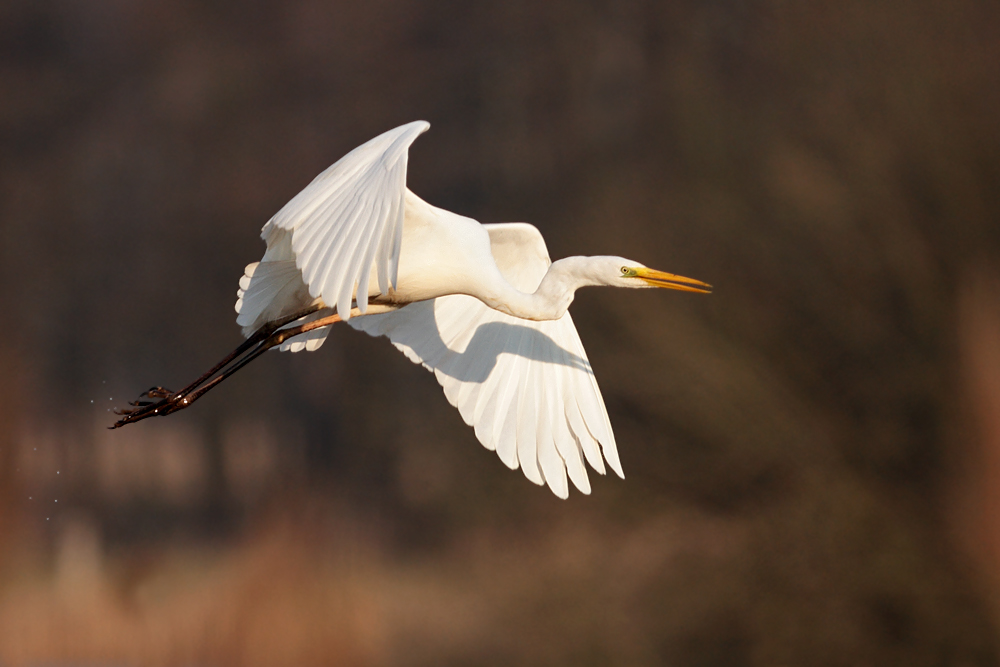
[114,121,711,498]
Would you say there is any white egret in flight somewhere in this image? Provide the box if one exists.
[114,121,711,498]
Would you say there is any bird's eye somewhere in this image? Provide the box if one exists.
[621,266,633,276]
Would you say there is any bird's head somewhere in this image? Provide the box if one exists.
[529,255,712,321]
[593,256,712,293]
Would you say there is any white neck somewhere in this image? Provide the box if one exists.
[481,257,604,321]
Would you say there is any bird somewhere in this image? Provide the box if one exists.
[113,120,711,498]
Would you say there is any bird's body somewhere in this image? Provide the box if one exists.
[237,189,506,336]
[116,121,710,498]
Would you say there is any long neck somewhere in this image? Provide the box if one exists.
[482,256,601,321]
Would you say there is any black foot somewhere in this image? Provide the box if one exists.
[111,389,189,428]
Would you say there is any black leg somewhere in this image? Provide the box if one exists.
[110,305,332,428]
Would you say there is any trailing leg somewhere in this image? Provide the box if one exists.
[111,305,328,428]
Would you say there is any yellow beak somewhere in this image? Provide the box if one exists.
[634,267,713,294]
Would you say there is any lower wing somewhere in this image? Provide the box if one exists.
[348,295,622,498]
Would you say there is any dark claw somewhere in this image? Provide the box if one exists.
[141,387,174,399]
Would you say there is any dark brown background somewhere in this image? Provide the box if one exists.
[2,0,999,664]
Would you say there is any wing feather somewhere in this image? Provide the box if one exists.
[235,261,311,331]
[536,376,568,498]
[346,223,621,497]
[496,386,521,470]
[262,121,430,319]
[515,347,544,486]
[487,327,528,469]
[568,398,605,475]
[552,362,591,494]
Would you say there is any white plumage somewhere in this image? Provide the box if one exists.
[228,121,710,498]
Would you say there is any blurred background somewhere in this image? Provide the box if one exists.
[1,0,999,664]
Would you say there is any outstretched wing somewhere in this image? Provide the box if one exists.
[348,223,622,498]
[263,120,430,319]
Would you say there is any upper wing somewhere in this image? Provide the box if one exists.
[263,121,430,319]
[347,222,622,498]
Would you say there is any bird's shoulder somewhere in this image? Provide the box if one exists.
[483,222,552,291]
[402,190,494,253]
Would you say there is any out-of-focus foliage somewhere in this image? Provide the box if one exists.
[1,0,999,664]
